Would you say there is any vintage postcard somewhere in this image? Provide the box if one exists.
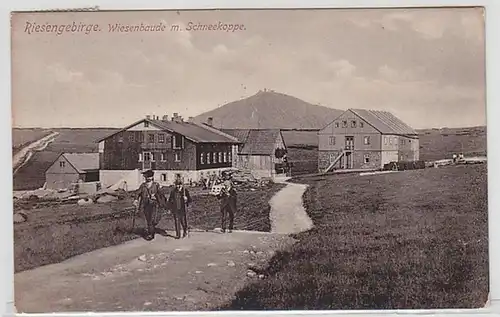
[11,7,487,313]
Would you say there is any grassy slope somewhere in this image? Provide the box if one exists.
[12,129,52,155]
[417,126,486,161]
[13,128,118,190]
[14,183,285,273]
[224,165,488,309]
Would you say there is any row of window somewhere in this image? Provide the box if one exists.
[327,136,412,146]
[139,152,181,162]
[200,151,232,165]
[117,133,183,148]
[384,136,411,145]
[329,153,371,163]
[334,120,364,129]
[328,136,371,145]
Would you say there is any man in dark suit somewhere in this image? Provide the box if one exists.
[133,169,166,241]
[168,178,192,239]
[218,172,237,233]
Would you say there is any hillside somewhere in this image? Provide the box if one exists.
[195,90,344,129]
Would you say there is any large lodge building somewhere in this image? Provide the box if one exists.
[96,113,240,187]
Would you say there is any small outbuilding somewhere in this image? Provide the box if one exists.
[45,153,100,190]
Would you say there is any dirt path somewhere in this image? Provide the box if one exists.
[13,131,59,174]
[269,180,314,234]
[15,231,295,312]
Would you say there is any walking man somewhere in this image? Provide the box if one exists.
[133,169,164,241]
[168,179,192,239]
[218,172,237,233]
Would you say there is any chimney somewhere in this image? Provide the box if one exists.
[207,117,213,127]
[146,115,151,119]
[188,116,194,123]
[162,115,169,121]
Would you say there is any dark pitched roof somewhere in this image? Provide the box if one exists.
[239,129,283,155]
[96,119,240,144]
[350,109,418,136]
[221,129,251,143]
[63,153,99,173]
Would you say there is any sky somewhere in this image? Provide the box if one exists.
[11,7,486,129]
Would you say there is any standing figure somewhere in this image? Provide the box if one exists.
[168,179,192,239]
[133,169,164,241]
[218,172,237,233]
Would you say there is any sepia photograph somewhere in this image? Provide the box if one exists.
[10,7,488,313]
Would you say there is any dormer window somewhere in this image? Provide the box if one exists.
[342,120,348,128]
[144,121,150,128]
[335,122,339,128]
[173,135,184,149]
[351,120,357,128]
[360,122,364,128]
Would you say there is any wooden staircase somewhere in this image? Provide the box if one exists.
[324,150,345,173]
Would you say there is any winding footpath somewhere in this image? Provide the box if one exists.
[270,178,314,234]
[13,178,313,313]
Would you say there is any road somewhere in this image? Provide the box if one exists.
[13,132,59,175]
[14,179,314,312]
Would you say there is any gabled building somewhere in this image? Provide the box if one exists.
[318,109,419,172]
[45,152,100,190]
[96,114,240,187]
[221,128,287,178]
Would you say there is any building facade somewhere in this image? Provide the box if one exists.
[45,153,100,190]
[96,114,240,187]
[221,128,287,178]
[318,109,419,172]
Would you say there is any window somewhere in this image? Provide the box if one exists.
[129,133,135,142]
[174,153,181,162]
[389,137,393,145]
[143,152,151,161]
[351,120,357,128]
[207,153,211,164]
[200,153,205,164]
[223,152,227,163]
[228,151,232,162]
[384,136,388,145]
[360,122,364,128]
[59,161,65,168]
[160,153,166,161]
[173,135,183,149]
[148,134,155,143]
[335,122,339,128]
[342,120,348,128]
[138,153,143,162]
[213,152,218,163]
[161,174,167,181]
[219,152,223,163]
[364,136,370,145]
[138,133,144,142]
[151,153,155,162]
[329,153,336,163]
[158,134,165,143]
[144,121,149,127]
[329,136,336,145]
[364,154,370,163]
[118,135,124,143]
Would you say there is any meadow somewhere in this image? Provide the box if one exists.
[13,128,118,190]
[224,164,488,309]
[13,183,285,273]
[12,128,52,155]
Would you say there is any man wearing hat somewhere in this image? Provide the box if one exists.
[168,178,192,239]
[218,171,237,233]
[133,169,164,240]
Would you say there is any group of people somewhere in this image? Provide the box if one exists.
[132,169,236,241]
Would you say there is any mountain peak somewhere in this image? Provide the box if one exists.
[195,91,343,129]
